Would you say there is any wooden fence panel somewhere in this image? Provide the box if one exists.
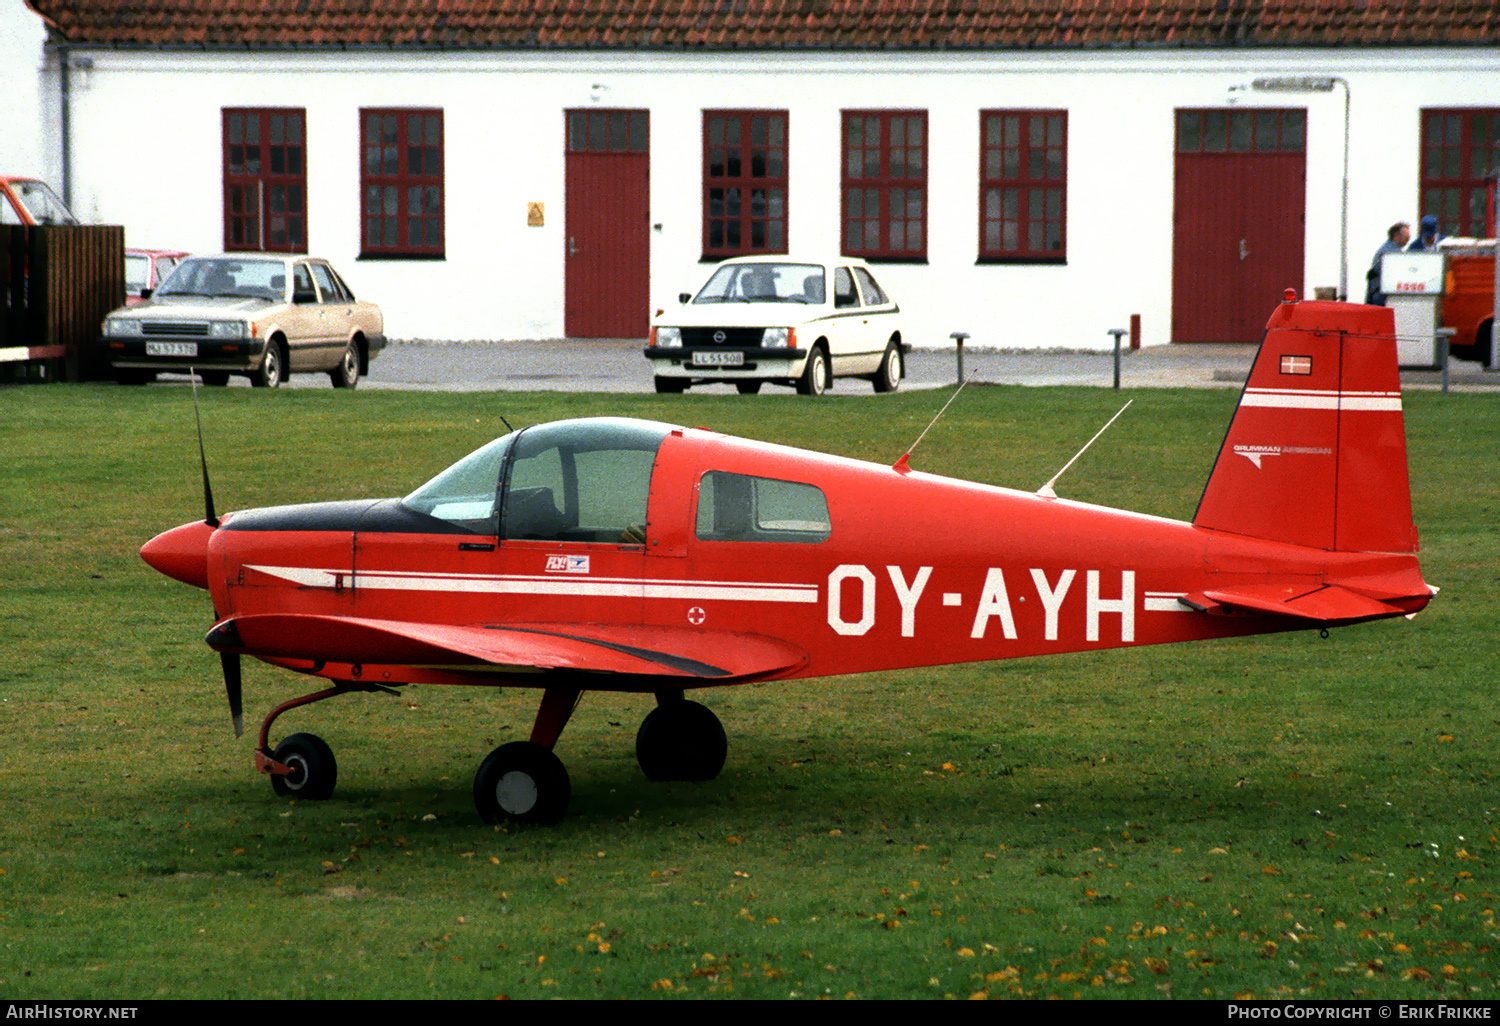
[0,225,125,381]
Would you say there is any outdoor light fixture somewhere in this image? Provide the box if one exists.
[1253,75,1350,301]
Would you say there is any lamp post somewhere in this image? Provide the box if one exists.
[1252,76,1350,301]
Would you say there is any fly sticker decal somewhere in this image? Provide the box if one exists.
[546,555,591,574]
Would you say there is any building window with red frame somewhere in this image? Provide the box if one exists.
[980,110,1067,263]
[842,111,926,261]
[1420,109,1500,239]
[223,108,306,253]
[361,108,444,258]
[703,111,788,259]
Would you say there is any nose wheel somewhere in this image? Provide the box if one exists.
[268,732,338,800]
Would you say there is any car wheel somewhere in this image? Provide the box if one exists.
[252,340,284,389]
[329,341,360,389]
[872,343,903,393]
[654,376,688,394]
[796,345,830,396]
[735,380,762,395]
[114,370,155,386]
[200,371,230,388]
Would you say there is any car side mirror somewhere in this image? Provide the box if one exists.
[140,288,152,300]
[678,293,692,304]
[293,288,317,304]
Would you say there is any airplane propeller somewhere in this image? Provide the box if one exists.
[190,370,240,735]
[222,650,244,738]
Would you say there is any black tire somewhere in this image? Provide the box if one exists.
[473,741,571,825]
[114,369,155,386]
[269,732,337,800]
[872,343,903,393]
[635,699,727,782]
[253,340,284,389]
[329,341,361,389]
[796,346,830,396]
[654,375,688,394]
[735,380,763,395]
[200,371,230,387]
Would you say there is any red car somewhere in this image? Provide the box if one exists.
[125,248,190,306]
[0,175,78,227]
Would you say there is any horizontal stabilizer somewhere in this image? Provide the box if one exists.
[1183,583,1413,622]
[209,614,807,681]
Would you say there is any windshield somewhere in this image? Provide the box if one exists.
[11,180,78,226]
[502,419,672,543]
[402,432,518,534]
[156,257,287,301]
[693,263,824,304]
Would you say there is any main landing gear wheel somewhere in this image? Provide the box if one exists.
[473,741,572,825]
[269,732,338,800]
[635,700,727,782]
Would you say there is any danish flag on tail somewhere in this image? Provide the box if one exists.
[1194,292,1417,555]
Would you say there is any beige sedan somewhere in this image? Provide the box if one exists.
[101,254,386,388]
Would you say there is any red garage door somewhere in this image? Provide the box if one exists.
[565,110,650,339]
[1173,109,1306,343]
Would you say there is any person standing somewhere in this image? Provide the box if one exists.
[1365,221,1410,305]
[1406,214,1443,252]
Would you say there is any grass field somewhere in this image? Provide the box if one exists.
[0,380,1496,1000]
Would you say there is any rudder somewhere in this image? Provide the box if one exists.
[1193,294,1417,554]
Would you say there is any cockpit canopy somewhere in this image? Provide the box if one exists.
[402,418,674,541]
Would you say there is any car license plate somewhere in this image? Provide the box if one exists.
[692,351,744,367]
[146,341,198,357]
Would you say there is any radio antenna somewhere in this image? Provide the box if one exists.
[1036,400,1132,498]
[893,374,973,474]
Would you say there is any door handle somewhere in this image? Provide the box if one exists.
[1239,239,1250,261]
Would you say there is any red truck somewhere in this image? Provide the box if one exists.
[1440,239,1497,367]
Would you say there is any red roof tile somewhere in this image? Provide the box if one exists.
[23,0,1500,50]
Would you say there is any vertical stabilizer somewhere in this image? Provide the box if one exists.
[1193,295,1417,553]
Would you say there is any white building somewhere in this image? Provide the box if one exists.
[6,0,1499,347]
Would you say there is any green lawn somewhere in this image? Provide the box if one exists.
[0,381,1495,999]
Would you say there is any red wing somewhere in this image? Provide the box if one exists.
[212,613,808,681]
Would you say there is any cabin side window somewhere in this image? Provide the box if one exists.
[695,471,830,543]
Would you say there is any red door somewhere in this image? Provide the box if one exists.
[1173,109,1306,343]
[565,110,650,339]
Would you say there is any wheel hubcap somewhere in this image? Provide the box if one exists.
[497,770,538,814]
[284,755,307,790]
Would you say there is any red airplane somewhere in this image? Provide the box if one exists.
[141,293,1434,825]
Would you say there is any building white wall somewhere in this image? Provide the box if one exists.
[0,0,55,180]
[22,41,1500,347]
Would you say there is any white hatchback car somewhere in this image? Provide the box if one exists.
[645,257,907,395]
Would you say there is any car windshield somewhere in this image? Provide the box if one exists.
[12,180,78,226]
[693,263,825,304]
[155,257,286,301]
